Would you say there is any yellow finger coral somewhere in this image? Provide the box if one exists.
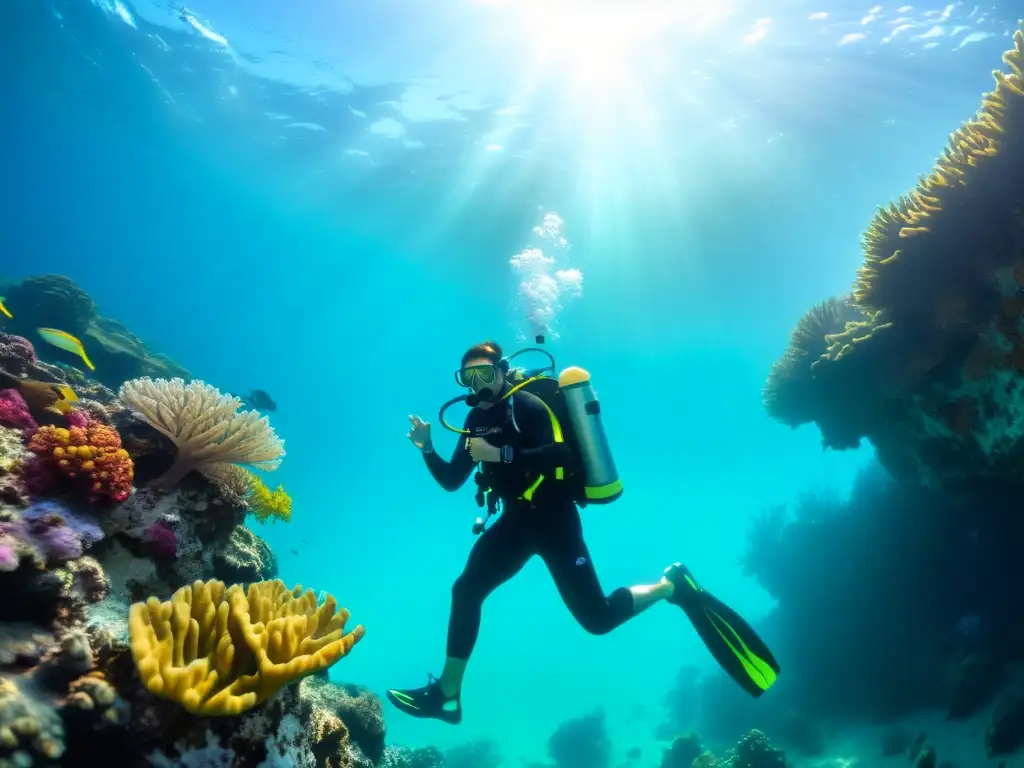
[128,578,364,716]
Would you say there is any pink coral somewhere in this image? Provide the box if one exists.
[0,541,17,571]
[0,388,37,432]
[65,409,89,429]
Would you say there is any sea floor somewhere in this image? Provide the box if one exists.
[788,703,1023,768]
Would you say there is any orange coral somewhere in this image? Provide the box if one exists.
[28,422,134,502]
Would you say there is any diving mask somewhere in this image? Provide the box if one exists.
[455,363,498,389]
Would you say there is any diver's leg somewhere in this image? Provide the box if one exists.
[538,503,673,634]
[386,511,532,723]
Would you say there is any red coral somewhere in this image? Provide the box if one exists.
[28,420,134,503]
[0,388,37,432]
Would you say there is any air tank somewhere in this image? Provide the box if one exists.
[558,366,623,503]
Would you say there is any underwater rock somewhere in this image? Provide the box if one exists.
[986,693,1024,757]
[1,274,190,391]
[380,745,445,768]
[732,729,788,768]
[300,675,386,765]
[660,731,702,767]
[445,737,503,768]
[0,674,67,764]
[944,653,1001,719]
[212,522,278,585]
[548,708,612,768]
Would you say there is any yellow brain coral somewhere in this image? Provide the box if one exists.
[128,579,364,716]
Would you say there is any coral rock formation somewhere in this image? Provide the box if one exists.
[764,28,1024,487]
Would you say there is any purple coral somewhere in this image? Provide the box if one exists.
[23,501,103,548]
[0,333,38,377]
[0,388,37,432]
[65,409,89,429]
[143,521,177,559]
[25,516,83,564]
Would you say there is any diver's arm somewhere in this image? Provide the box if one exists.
[422,435,476,492]
[507,394,571,473]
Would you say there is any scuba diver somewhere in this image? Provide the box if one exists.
[386,341,780,725]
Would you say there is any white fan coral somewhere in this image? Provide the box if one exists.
[118,377,285,486]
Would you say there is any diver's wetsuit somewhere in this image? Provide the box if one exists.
[424,387,635,660]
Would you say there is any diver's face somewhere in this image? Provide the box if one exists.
[460,356,504,402]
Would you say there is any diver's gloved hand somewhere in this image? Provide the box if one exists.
[407,414,432,451]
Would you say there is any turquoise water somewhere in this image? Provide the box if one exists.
[1,0,1019,762]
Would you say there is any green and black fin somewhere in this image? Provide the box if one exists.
[665,563,780,698]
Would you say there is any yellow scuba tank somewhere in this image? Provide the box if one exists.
[557,366,623,503]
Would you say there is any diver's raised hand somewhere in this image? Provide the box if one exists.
[407,415,431,451]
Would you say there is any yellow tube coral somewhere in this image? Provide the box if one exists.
[128,579,364,716]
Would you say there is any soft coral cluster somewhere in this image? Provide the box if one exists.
[0,388,38,433]
[28,419,134,503]
[0,504,92,572]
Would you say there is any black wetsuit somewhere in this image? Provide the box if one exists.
[424,388,634,660]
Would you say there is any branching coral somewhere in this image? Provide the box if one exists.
[128,578,364,716]
[119,377,285,487]
[28,419,134,502]
[246,472,292,523]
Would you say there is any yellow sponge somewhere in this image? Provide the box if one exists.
[128,578,365,716]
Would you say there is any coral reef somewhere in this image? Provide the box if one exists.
[733,463,1024,724]
[0,275,189,390]
[128,578,365,716]
[763,28,1024,487]
[547,708,612,768]
[660,731,702,767]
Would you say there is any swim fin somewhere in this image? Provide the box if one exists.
[664,563,780,698]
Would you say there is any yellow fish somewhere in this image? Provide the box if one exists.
[0,298,11,319]
[36,327,96,371]
[0,369,77,416]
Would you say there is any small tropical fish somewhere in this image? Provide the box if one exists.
[36,327,95,371]
[0,298,10,319]
[0,369,78,416]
